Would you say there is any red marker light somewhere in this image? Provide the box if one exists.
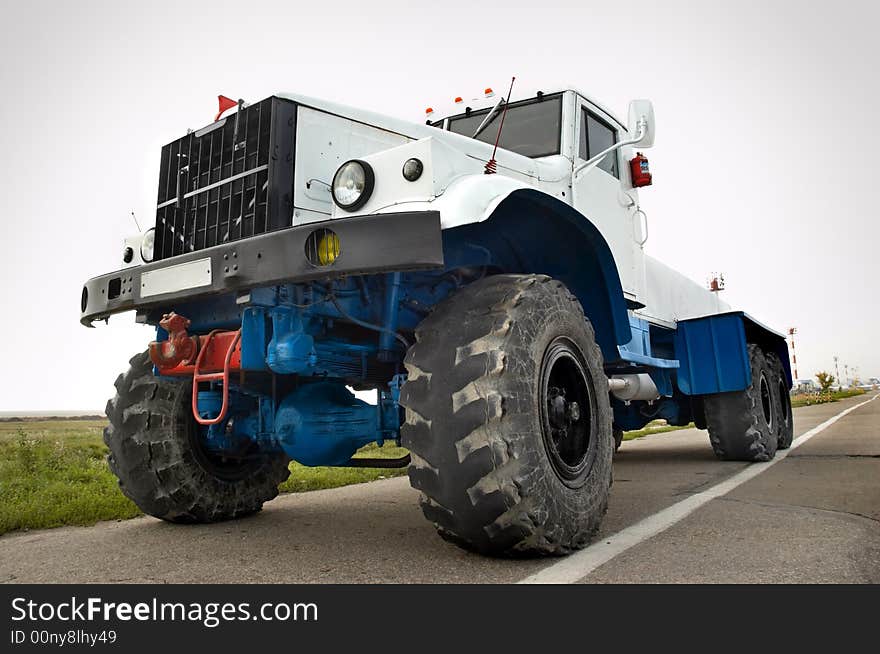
[215,95,238,122]
[425,107,434,115]
[454,96,463,103]
[484,88,494,97]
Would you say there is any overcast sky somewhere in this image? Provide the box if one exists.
[1,0,877,411]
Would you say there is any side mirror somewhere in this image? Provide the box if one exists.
[627,99,655,148]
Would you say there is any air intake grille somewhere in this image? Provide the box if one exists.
[153,97,296,260]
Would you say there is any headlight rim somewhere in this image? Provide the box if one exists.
[140,227,156,263]
[331,159,375,212]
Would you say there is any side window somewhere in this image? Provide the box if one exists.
[579,108,619,178]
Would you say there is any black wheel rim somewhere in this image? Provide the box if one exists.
[186,412,265,482]
[539,337,597,487]
[759,371,773,430]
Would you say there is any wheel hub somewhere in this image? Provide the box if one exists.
[548,387,581,433]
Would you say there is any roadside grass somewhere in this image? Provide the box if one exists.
[0,419,407,536]
[790,388,865,408]
[622,420,694,441]
[0,420,140,536]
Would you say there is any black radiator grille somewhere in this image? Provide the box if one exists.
[153,97,296,260]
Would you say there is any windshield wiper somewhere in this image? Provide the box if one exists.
[471,97,505,139]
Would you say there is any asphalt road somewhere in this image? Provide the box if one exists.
[2,394,878,584]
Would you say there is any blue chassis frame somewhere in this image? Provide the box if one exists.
[154,212,787,467]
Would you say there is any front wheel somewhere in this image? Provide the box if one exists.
[104,351,290,523]
[400,274,613,556]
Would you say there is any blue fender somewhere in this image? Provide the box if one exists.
[442,188,632,360]
[741,313,793,387]
[675,311,792,395]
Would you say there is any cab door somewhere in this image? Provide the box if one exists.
[571,100,646,305]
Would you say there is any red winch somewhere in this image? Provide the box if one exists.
[148,312,243,425]
[148,313,199,369]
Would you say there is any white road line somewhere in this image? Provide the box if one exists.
[518,393,879,584]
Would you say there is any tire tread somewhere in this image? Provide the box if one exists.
[400,274,613,556]
[104,351,290,523]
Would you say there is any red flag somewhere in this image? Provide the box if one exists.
[215,95,238,122]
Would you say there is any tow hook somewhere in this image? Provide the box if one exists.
[148,312,199,368]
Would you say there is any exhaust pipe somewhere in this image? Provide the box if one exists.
[608,374,660,401]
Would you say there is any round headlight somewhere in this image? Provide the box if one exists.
[402,158,423,182]
[140,228,155,263]
[332,160,374,211]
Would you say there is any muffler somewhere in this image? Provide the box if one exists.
[607,374,660,401]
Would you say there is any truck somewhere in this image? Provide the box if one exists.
[80,86,793,556]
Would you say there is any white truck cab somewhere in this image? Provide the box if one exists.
[293,87,722,326]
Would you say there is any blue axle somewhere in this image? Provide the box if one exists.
[198,376,403,466]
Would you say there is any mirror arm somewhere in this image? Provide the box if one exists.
[574,119,646,176]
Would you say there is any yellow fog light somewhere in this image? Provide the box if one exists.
[305,228,341,267]
[318,232,340,265]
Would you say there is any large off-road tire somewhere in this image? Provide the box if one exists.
[613,427,624,452]
[703,344,779,462]
[400,274,613,557]
[104,351,290,523]
[766,352,794,449]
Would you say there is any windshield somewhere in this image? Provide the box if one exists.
[446,93,562,158]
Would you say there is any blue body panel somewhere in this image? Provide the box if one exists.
[674,313,751,396]
[619,315,652,360]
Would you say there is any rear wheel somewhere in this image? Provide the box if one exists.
[400,274,613,557]
[613,426,624,452]
[703,345,778,462]
[766,352,794,449]
[104,351,290,523]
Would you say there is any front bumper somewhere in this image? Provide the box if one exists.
[80,211,443,326]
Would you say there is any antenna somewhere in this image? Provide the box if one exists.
[484,76,516,174]
[131,211,142,232]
